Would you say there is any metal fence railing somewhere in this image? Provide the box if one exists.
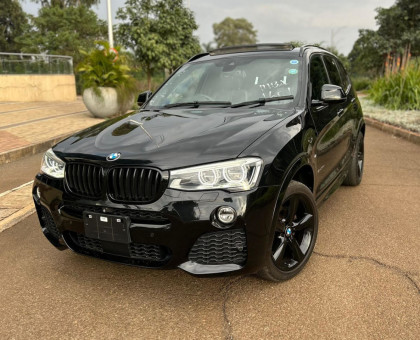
[0,52,73,75]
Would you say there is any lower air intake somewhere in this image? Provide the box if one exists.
[129,243,168,261]
[70,232,169,263]
[189,229,247,265]
[39,206,61,239]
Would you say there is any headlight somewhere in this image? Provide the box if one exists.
[40,148,65,179]
[168,158,262,191]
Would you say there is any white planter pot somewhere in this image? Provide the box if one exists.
[82,87,133,118]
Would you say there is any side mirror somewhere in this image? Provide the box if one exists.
[137,91,152,106]
[321,84,346,103]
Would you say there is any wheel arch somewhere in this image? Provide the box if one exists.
[266,155,316,239]
[279,155,315,195]
[291,164,314,192]
[357,118,366,137]
[360,121,366,136]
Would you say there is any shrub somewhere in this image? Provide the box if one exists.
[351,77,372,91]
[369,60,420,110]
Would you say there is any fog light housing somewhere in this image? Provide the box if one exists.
[216,206,237,225]
[36,186,41,199]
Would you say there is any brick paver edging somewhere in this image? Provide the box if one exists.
[364,117,420,145]
[0,132,72,165]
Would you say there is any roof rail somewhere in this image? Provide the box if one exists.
[209,44,295,56]
[188,52,209,62]
[299,44,329,56]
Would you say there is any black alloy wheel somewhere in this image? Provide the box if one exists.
[258,180,318,281]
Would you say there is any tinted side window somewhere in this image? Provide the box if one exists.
[310,55,329,101]
[336,61,350,92]
[323,56,343,88]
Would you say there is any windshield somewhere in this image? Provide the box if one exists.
[146,55,301,109]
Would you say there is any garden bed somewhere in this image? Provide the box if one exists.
[359,97,420,133]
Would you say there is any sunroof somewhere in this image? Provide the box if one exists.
[209,44,295,56]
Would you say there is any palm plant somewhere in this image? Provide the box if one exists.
[77,41,137,106]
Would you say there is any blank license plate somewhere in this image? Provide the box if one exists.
[83,212,131,243]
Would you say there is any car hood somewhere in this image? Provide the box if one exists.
[54,107,294,170]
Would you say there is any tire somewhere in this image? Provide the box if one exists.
[343,132,364,186]
[258,180,318,282]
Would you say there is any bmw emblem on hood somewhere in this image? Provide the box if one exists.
[106,152,121,161]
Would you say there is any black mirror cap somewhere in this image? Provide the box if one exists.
[137,91,153,106]
[321,84,346,103]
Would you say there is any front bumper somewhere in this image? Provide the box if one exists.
[33,174,280,276]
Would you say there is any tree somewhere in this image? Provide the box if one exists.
[213,17,257,48]
[17,5,106,65]
[376,0,420,73]
[0,0,27,52]
[348,0,419,76]
[348,29,385,76]
[117,0,201,90]
[376,0,420,54]
[31,0,100,7]
[201,41,214,53]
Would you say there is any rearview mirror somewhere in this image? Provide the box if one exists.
[137,91,152,106]
[321,84,346,103]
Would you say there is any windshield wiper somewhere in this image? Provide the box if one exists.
[231,95,294,108]
[164,101,231,108]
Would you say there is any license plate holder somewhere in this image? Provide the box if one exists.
[83,212,131,244]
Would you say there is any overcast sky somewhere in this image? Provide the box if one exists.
[22,0,395,55]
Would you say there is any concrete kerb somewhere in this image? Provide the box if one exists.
[365,117,420,145]
[0,133,72,165]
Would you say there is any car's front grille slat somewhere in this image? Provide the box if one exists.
[125,168,132,201]
[110,168,117,199]
[153,171,160,196]
[65,163,103,199]
[65,162,164,203]
[71,164,78,193]
[139,169,146,201]
[132,168,139,201]
[77,164,82,193]
[81,164,88,195]
[108,166,163,203]
[118,168,125,199]
[87,165,93,195]
[92,166,98,193]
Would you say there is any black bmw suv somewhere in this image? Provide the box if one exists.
[33,44,364,281]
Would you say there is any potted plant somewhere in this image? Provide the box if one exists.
[77,41,138,118]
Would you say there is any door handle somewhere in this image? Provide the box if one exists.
[337,108,344,116]
[353,101,358,111]
[351,97,358,110]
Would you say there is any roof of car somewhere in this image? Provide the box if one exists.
[188,44,329,63]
